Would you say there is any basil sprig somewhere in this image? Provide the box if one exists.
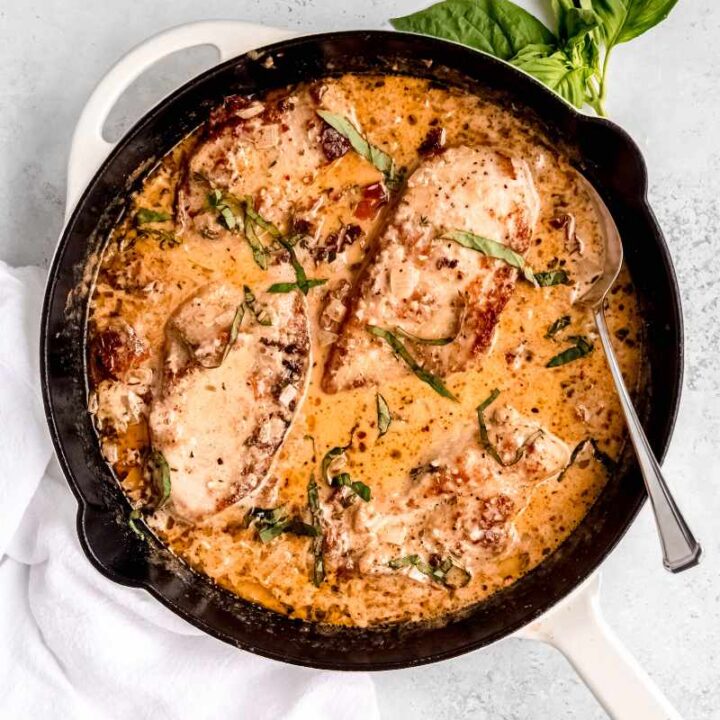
[546,335,594,367]
[388,554,471,589]
[443,229,536,284]
[366,325,458,401]
[316,110,402,191]
[476,388,544,467]
[391,0,678,116]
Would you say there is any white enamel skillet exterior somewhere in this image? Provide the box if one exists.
[63,20,683,720]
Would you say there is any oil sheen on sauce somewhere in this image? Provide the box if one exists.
[87,74,643,627]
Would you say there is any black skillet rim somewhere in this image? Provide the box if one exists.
[40,29,683,670]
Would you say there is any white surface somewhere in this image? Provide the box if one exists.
[0,261,379,720]
[0,1,718,718]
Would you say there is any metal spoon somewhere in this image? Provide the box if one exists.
[575,175,701,573]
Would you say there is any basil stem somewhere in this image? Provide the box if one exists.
[546,335,593,367]
[476,388,544,466]
[444,229,536,284]
[366,325,458,401]
[376,393,392,437]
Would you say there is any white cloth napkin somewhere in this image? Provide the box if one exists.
[0,261,380,720]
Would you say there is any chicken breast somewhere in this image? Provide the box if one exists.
[323,405,570,581]
[176,85,388,268]
[322,146,540,393]
[148,283,310,520]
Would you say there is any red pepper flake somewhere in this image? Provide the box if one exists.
[320,124,350,161]
[418,126,446,156]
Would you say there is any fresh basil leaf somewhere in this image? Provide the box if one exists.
[476,388,544,466]
[535,269,571,286]
[316,110,400,189]
[135,208,171,225]
[545,314,571,339]
[552,0,601,46]
[376,393,392,438]
[444,229,536,284]
[511,44,594,109]
[546,335,594,367]
[388,553,471,588]
[147,449,171,508]
[307,474,325,586]
[366,325,458,401]
[391,0,555,60]
[590,0,678,46]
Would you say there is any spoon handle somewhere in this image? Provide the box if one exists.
[594,306,701,573]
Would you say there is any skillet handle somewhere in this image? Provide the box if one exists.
[516,574,682,720]
[65,20,296,219]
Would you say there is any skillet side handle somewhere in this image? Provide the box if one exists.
[517,574,682,720]
[65,20,295,219]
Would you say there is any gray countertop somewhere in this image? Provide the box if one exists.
[1,1,718,718]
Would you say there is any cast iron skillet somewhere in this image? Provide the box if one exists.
[41,30,683,670]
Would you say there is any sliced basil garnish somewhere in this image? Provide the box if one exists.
[394,325,454,346]
[476,388,543,466]
[388,554,470,589]
[316,110,401,190]
[329,472,372,502]
[366,325,458,401]
[546,335,593,367]
[443,229,536,284]
[556,437,617,482]
[535,269,571,286]
[245,506,318,544]
[545,314,571,339]
[307,474,325,587]
[147,449,172,508]
[135,208,171,225]
[376,393,392,437]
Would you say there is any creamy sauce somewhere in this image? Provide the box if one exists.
[87,74,643,626]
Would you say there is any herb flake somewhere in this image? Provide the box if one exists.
[535,269,571,286]
[545,314,571,339]
[135,208,171,225]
